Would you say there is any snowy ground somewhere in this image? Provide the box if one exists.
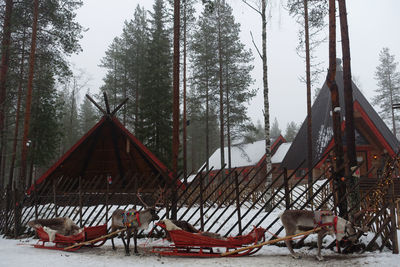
[1,228,399,267]
[1,206,399,266]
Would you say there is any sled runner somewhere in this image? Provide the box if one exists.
[152,221,266,257]
[33,224,108,251]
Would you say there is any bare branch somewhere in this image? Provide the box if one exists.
[242,0,262,16]
[250,31,262,59]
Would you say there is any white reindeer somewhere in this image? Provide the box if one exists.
[280,210,365,261]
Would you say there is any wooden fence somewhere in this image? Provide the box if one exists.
[0,156,398,254]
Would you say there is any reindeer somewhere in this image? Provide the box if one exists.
[110,189,162,255]
[27,217,82,242]
[110,207,159,255]
[280,210,366,261]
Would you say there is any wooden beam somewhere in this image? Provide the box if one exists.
[86,94,107,115]
[111,98,129,117]
[103,92,111,114]
[221,227,322,257]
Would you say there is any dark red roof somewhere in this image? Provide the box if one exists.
[27,116,175,195]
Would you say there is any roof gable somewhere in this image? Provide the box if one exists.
[281,63,399,170]
[27,116,172,194]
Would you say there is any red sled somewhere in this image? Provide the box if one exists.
[152,222,266,257]
[33,224,107,251]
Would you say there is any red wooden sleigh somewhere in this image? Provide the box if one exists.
[152,222,266,257]
[33,224,107,251]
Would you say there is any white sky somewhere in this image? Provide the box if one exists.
[69,0,400,132]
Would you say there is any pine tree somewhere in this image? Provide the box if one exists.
[122,5,149,134]
[284,121,298,142]
[270,117,281,139]
[79,91,99,134]
[140,0,172,165]
[189,6,219,171]
[99,37,126,116]
[372,48,400,136]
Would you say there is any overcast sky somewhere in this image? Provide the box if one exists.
[70,0,400,132]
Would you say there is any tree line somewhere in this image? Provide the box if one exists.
[1,0,398,192]
[0,0,88,190]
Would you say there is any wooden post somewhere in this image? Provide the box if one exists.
[106,175,109,225]
[134,175,138,210]
[53,179,57,217]
[284,168,290,209]
[13,186,17,237]
[34,186,38,220]
[390,182,399,254]
[79,176,82,227]
[234,171,242,235]
[5,184,10,235]
[396,199,400,230]
[200,172,204,231]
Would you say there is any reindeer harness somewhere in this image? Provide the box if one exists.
[313,211,344,234]
[122,210,141,228]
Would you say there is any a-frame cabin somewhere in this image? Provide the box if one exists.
[27,95,174,205]
[281,59,399,181]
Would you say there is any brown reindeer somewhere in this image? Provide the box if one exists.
[110,207,159,255]
[280,210,366,261]
[27,217,81,241]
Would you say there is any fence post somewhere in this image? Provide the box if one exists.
[79,176,82,227]
[390,181,399,254]
[5,184,10,235]
[13,185,17,238]
[200,172,204,231]
[235,171,242,235]
[34,186,38,220]
[53,178,57,217]
[284,168,290,210]
[106,175,109,225]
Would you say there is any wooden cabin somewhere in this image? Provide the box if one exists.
[281,59,399,182]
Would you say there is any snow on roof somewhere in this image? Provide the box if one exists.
[271,142,292,164]
[200,140,292,171]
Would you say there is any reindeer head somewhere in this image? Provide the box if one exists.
[148,207,160,221]
[349,210,370,235]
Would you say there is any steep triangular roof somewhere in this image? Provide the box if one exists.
[27,116,173,194]
[281,60,399,170]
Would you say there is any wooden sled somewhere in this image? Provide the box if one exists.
[152,222,266,257]
[33,224,108,251]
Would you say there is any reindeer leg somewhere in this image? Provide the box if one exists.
[316,231,325,261]
[111,237,116,250]
[284,229,300,259]
[134,229,138,254]
[125,230,131,256]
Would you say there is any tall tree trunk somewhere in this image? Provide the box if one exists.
[225,60,232,171]
[326,0,347,218]
[389,77,396,136]
[261,0,272,210]
[9,29,27,188]
[338,0,360,211]
[135,46,139,135]
[205,66,210,174]
[303,0,313,204]
[217,2,225,179]
[20,0,39,191]
[123,62,127,126]
[0,0,14,187]
[183,0,188,182]
[171,0,180,220]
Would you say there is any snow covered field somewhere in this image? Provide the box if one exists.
[1,206,399,266]
[1,226,399,267]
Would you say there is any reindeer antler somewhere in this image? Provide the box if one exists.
[136,188,149,209]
